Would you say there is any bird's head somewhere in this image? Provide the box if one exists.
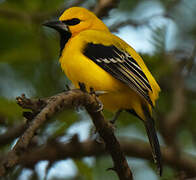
[43,7,109,37]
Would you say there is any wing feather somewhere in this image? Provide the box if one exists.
[83,42,153,106]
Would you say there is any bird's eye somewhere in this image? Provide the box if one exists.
[62,18,81,26]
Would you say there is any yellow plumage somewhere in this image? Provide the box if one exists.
[58,8,160,120]
[44,6,162,175]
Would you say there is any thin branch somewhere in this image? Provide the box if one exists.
[0,89,133,180]
[93,0,119,18]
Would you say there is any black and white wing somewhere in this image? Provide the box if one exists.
[83,42,153,106]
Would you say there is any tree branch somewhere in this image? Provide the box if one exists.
[18,138,196,177]
[0,89,133,180]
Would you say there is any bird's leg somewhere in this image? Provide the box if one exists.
[78,83,104,112]
[78,82,87,92]
[110,109,123,124]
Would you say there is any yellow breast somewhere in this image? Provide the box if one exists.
[59,30,159,119]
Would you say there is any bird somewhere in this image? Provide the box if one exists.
[43,7,162,175]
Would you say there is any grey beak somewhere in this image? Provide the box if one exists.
[43,20,69,32]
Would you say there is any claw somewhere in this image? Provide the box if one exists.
[96,99,104,112]
[89,87,104,112]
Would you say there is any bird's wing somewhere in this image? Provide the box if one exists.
[83,42,153,106]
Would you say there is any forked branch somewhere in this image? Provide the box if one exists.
[0,88,133,180]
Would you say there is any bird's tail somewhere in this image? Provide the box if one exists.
[143,109,162,176]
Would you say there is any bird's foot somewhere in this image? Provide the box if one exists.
[78,83,105,112]
[89,87,104,112]
[78,82,87,92]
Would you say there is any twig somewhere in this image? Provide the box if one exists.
[0,90,133,180]
[93,0,119,18]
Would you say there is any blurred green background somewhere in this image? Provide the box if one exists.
[0,0,196,179]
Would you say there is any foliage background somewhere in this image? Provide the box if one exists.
[0,0,196,179]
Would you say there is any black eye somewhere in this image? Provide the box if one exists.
[62,18,81,26]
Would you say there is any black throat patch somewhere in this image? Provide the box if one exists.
[59,30,71,57]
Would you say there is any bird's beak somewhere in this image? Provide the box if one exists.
[43,20,69,32]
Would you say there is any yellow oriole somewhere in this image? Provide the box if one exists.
[44,7,162,175]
